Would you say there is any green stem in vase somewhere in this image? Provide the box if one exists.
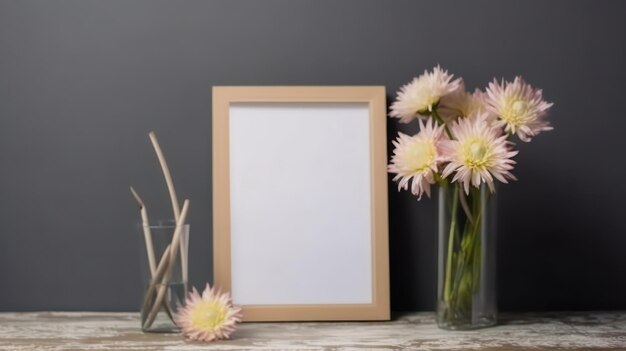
[431,108,453,139]
[444,184,459,303]
[458,188,473,223]
[470,187,480,293]
[444,186,486,323]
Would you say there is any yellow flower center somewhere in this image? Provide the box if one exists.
[189,301,228,331]
[461,138,491,169]
[404,140,436,172]
[501,99,531,129]
[416,96,439,114]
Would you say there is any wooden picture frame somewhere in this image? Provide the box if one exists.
[212,86,389,321]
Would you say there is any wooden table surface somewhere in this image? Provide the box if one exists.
[0,311,625,350]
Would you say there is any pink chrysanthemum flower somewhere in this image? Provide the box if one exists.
[440,114,518,194]
[390,65,463,123]
[484,76,553,142]
[175,284,242,342]
[438,85,496,124]
[388,119,446,200]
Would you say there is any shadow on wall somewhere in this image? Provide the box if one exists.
[498,161,625,311]
[386,98,438,311]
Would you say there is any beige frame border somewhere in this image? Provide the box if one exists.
[212,86,389,321]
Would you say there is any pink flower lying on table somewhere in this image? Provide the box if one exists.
[175,283,242,342]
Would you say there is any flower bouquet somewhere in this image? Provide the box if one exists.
[388,66,553,329]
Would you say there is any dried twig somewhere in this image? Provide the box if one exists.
[140,244,172,327]
[149,132,188,285]
[130,186,157,275]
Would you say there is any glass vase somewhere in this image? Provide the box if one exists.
[139,220,189,333]
[437,183,497,330]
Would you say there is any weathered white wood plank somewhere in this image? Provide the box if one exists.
[0,312,625,350]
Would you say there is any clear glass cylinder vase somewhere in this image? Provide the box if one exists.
[437,183,496,330]
[139,220,189,333]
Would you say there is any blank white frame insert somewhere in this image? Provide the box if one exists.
[229,102,372,305]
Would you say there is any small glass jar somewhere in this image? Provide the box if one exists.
[138,220,189,332]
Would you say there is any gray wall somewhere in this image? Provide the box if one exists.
[1,0,625,312]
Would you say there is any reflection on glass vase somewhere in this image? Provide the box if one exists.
[139,220,189,333]
[437,183,497,330]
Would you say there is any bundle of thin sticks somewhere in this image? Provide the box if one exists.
[131,131,190,330]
